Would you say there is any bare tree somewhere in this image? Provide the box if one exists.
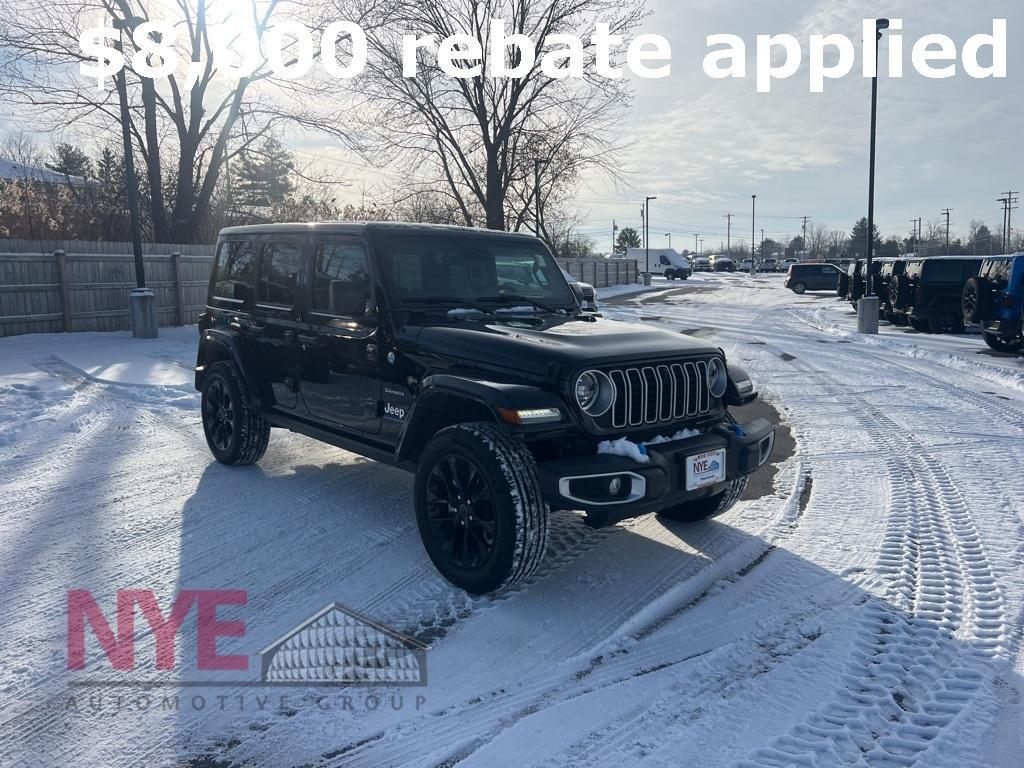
[806,223,829,257]
[0,0,350,242]
[343,0,643,232]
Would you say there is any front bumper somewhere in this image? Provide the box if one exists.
[537,418,776,526]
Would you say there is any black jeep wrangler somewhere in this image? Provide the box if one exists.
[889,257,982,334]
[877,259,908,325]
[195,224,776,594]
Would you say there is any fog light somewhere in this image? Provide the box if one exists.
[608,477,623,495]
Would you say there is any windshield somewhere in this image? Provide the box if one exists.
[377,235,577,311]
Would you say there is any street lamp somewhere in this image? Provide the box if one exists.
[664,233,672,249]
[693,233,699,254]
[860,17,889,335]
[644,196,657,279]
[112,14,157,339]
[751,195,757,264]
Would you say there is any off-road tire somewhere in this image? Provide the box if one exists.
[929,301,966,334]
[837,274,849,298]
[201,361,271,466]
[656,476,748,524]
[791,282,807,295]
[415,422,549,595]
[983,331,1023,354]
[891,273,912,310]
[962,276,992,325]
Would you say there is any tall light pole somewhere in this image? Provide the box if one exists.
[665,233,672,249]
[724,213,733,254]
[860,18,888,335]
[751,195,757,262]
[693,233,700,254]
[113,15,157,339]
[644,196,657,277]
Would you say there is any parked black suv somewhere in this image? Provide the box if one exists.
[785,262,843,294]
[195,224,776,594]
[889,257,982,333]
[877,259,908,325]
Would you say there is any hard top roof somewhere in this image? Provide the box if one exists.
[217,221,541,241]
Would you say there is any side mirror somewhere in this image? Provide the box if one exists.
[330,280,369,317]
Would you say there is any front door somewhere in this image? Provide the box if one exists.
[298,237,382,434]
[254,238,304,411]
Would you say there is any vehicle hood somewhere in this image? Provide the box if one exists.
[400,315,719,377]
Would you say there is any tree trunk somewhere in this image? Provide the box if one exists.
[484,150,505,230]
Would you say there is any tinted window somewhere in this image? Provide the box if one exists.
[313,240,371,315]
[258,241,302,306]
[925,260,972,282]
[213,240,257,302]
[659,255,670,266]
[983,259,1011,284]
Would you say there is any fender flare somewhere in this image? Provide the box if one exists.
[395,374,567,463]
[196,329,263,405]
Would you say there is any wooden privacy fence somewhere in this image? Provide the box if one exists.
[0,250,213,337]
[0,248,640,338]
[557,258,638,289]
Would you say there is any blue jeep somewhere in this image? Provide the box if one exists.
[962,254,1024,353]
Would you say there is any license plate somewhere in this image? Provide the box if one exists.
[686,449,726,491]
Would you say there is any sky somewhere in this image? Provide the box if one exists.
[2,0,1021,249]
[569,0,1024,250]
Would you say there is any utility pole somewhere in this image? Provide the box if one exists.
[761,228,765,261]
[1000,191,1019,253]
[801,216,810,256]
[942,208,953,255]
[611,219,618,256]
[724,213,733,254]
[751,195,757,263]
[693,233,700,254]
[644,196,657,278]
[909,219,918,255]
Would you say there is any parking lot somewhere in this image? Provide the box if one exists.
[0,272,1021,766]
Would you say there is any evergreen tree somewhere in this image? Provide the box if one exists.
[235,138,295,208]
[849,217,883,257]
[614,227,641,253]
[46,143,93,178]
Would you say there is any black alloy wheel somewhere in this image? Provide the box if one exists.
[424,454,498,571]
[203,377,235,453]
[929,303,965,334]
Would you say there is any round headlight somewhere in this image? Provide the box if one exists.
[574,370,615,417]
[576,371,599,409]
[707,358,728,398]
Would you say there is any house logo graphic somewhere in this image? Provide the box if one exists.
[259,602,428,686]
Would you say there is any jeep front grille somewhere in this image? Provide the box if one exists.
[608,361,712,429]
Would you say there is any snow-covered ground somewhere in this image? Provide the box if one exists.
[1,273,1022,767]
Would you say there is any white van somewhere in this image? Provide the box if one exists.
[625,248,693,280]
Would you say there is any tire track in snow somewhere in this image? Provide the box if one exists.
[735,320,1009,767]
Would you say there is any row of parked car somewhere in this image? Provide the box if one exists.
[786,254,1024,352]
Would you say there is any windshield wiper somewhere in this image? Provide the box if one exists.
[477,295,566,314]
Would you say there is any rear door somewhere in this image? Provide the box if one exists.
[814,265,839,290]
[253,237,305,411]
[298,237,382,434]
